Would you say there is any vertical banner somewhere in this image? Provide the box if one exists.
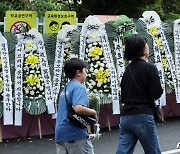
[174,19,180,103]
[113,37,125,83]
[14,42,24,125]
[101,34,120,114]
[0,33,13,125]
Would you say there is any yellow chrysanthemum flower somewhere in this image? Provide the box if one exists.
[89,47,103,59]
[162,58,169,68]
[0,58,2,65]
[149,27,158,35]
[26,42,33,49]
[155,37,162,46]
[26,74,40,86]
[95,68,110,83]
[25,54,39,66]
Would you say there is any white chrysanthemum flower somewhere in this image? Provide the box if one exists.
[88,44,92,48]
[88,74,91,77]
[94,65,98,68]
[100,63,104,67]
[89,85,93,89]
[94,69,98,74]
[104,85,107,88]
[33,86,36,90]
[37,83,40,88]
[25,89,29,94]
[30,70,35,74]
[91,81,96,86]
[104,89,109,92]
[97,82,102,87]
[90,67,94,72]
[23,66,29,71]
[93,89,98,92]
[30,91,35,95]
[92,58,95,61]
[99,90,103,93]
[39,86,44,91]
[38,95,42,98]
[93,42,97,46]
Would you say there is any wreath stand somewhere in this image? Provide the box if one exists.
[38,116,42,139]
[26,115,42,139]
[105,104,111,131]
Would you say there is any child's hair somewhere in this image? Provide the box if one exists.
[124,34,147,61]
[64,58,86,79]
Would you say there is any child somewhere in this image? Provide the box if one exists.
[55,58,97,154]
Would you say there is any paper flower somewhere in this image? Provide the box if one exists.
[154,37,162,46]
[149,27,158,35]
[162,58,169,68]
[89,47,103,59]
[26,42,33,49]
[25,54,39,66]
[26,74,40,86]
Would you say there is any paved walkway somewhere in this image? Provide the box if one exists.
[0,117,180,154]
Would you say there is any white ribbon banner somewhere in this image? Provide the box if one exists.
[101,34,120,114]
[52,40,64,113]
[37,39,55,114]
[0,34,13,125]
[15,42,24,126]
[153,40,166,107]
[113,37,125,83]
[174,21,180,103]
[79,33,86,60]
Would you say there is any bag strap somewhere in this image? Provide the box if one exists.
[128,65,146,97]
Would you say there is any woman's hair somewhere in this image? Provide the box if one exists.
[124,34,147,61]
[64,58,86,79]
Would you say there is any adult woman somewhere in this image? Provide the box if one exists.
[116,34,164,154]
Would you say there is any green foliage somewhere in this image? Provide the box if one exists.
[0,0,67,22]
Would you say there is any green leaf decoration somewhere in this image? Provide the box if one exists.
[88,94,100,114]
[112,15,136,38]
[24,98,46,115]
[68,27,82,55]
[112,15,135,28]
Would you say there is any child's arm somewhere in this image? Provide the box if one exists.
[73,105,97,119]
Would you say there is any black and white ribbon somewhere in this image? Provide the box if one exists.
[0,33,13,125]
[174,19,180,103]
[15,42,24,126]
